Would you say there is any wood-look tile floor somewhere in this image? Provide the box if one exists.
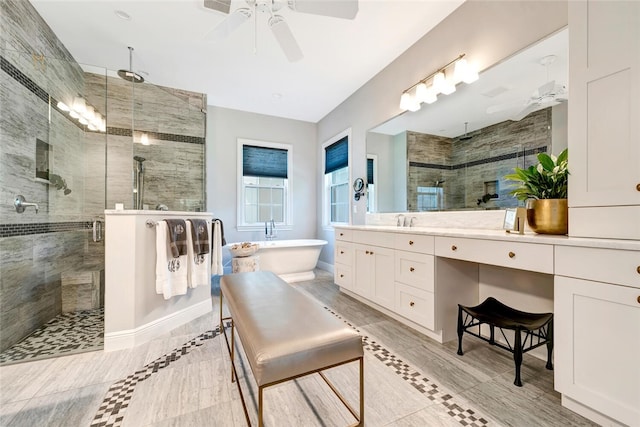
[0,269,598,427]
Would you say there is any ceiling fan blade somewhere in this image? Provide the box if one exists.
[486,100,525,114]
[287,0,359,19]
[203,0,232,14]
[269,15,304,62]
[510,103,539,121]
[204,8,252,42]
[536,80,556,97]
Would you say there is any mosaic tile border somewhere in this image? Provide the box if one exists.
[0,221,91,238]
[1,54,205,145]
[90,326,223,427]
[410,146,547,171]
[0,308,104,365]
[91,308,493,427]
[325,307,491,427]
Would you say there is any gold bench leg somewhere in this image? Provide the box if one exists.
[258,386,264,427]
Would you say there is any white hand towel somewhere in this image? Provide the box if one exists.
[155,220,189,299]
[211,220,224,275]
[186,220,211,288]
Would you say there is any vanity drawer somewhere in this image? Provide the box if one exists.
[334,241,353,267]
[555,246,640,288]
[335,264,352,289]
[395,251,434,292]
[435,236,554,274]
[352,230,394,248]
[395,283,435,330]
[335,228,352,241]
[394,233,434,254]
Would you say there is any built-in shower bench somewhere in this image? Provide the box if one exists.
[220,271,364,427]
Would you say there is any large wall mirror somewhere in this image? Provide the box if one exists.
[366,28,568,213]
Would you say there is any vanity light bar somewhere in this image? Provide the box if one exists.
[399,54,479,112]
[58,95,106,132]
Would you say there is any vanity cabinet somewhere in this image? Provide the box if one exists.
[352,231,395,310]
[568,0,640,239]
[334,239,353,290]
[554,246,640,426]
[395,250,435,329]
[434,236,554,274]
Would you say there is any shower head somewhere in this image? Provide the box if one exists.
[133,156,146,162]
[459,122,473,141]
[435,179,446,186]
[118,47,145,83]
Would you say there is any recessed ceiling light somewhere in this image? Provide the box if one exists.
[115,10,131,20]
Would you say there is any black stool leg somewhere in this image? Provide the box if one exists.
[545,319,554,370]
[489,324,495,345]
[513,328,523,387]
[456,305,464,356]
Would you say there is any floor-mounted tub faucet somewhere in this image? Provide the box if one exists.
[265,219,277,240]
[14,195,39,214]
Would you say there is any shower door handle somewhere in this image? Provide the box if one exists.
[92,220,103,242]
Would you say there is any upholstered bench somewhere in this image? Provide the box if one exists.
[456,297,553,387]
[220,271,364,426]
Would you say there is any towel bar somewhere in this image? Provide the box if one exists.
[146,219,159,228]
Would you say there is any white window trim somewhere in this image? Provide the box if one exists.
[237,138,293,232]
[322,128,352,230]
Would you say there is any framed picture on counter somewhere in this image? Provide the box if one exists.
[503,207,527,234]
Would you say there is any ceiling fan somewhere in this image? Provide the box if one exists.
[486,55,568,121]
[203,0,359,62]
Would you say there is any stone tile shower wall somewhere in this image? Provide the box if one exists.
[0,0,206,352]
[407,108,551,211]
[0,0,104,352]
[84,73,206,212]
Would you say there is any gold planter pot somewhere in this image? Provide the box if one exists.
[526,199,568,235]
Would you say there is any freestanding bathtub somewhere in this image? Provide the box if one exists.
[230,239,328,283]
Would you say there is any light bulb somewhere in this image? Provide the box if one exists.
[455,58,479,84]
[141,133,150,145]
[400,92,413,111]
[78,117,89,125]
[57,101,70,111]
[83,105,95,122]
[72,96,86,114]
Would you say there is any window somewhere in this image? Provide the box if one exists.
[323,130,350,225]
[237,139,292,229]
[416,186,443,211]
[366,156,376,213]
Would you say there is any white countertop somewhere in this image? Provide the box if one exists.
[335,225,640,251]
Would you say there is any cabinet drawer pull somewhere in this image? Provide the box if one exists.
[637,266,640,275]
[340,274,344,278]
[637,296,640,304]
[451,245,457,251]
[409,267,415,272]
[340,250,344,254]
[339,232,344,236]
[370,251,374,255]
[508,251,516,258]
[409,240,414,245]
[410,301,415,307]
[365,250,369,255]
[636,183,640,192]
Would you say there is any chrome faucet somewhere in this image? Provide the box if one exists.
[409,217,417,227]
[396,214,405,227]
[265,219,277,240]
[14,195,39,214]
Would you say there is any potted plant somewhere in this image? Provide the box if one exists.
[504,148,568,234]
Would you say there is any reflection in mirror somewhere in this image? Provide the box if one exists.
[366,28,568,213]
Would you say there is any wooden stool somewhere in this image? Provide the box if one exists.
[456,297,553,386]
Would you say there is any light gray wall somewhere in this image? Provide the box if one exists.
[205,106,317,245]
[316,0,568,266]
[366,132,396,213]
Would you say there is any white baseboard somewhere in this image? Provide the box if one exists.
[561,395,626,427]
[104,298,212,352]
[316,260,333,273]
